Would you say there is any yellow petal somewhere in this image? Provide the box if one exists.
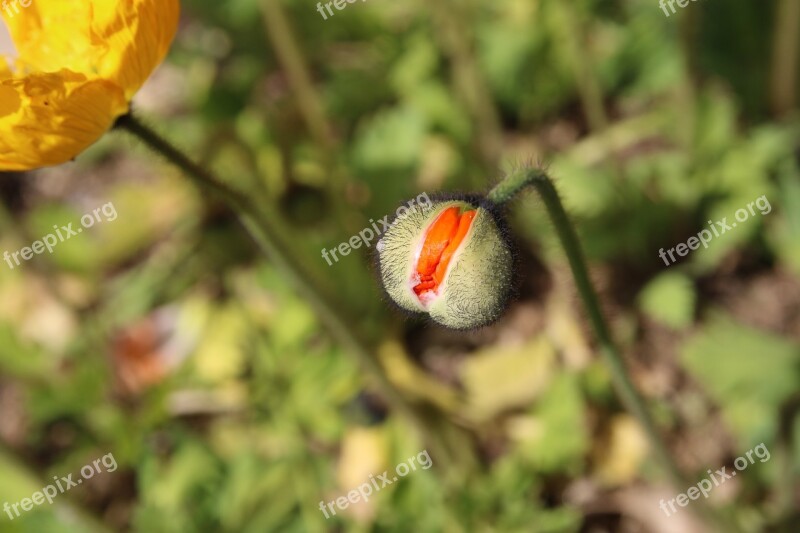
[0,70,128,171]
[0,57,11,80]
[3,0,179,98]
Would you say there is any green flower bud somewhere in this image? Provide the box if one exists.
[377,196,514,329]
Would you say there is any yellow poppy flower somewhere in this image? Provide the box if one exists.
[0,0,180,171]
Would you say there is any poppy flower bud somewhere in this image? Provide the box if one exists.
[377,196,513,329]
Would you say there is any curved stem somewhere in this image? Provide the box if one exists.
[114,113,465,469]
[490,166,683,482]
[490,166,748,531]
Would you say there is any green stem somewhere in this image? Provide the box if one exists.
[551,2,627,183]
[489,166,682,481]
[430,0,503,174]
[489,166,745,531]
[114,113,466,470]
[259,0,335,153]
[770,0,800,118]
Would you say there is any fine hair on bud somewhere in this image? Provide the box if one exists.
[375,192,515,329]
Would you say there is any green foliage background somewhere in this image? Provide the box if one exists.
[1,0,799,531]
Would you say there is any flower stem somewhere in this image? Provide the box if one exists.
[259,0,335,153]
[489,166,683,483]
[490,167,748,531]
[115,113,467,470]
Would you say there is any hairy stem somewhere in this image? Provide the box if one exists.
[491,168,676,474]
[115,113,464,469]
[489,168,680,479]
[489,166,743,530]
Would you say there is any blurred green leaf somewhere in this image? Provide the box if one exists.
[638,271,696,329]
[681,315,800,447]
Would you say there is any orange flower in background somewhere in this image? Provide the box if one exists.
[0,0,180,171]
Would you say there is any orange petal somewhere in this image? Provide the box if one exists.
[416,207,460,277]
[433,210,476,285]
[413,207,477,298]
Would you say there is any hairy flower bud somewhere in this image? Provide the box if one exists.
[377,196,513,329]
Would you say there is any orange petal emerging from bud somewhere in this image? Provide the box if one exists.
[413,206,477,303]
[377,197,513,329]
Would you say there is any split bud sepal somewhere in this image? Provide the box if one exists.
[376,194,514,329]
